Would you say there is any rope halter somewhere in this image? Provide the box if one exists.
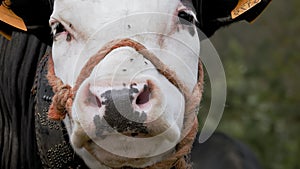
[47,38,204,169]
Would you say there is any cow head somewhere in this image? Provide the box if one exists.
[49,0,200,168]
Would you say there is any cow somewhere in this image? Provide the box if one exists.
[47,1,204,168]
[43,0,270,168]
[0,0,271,168]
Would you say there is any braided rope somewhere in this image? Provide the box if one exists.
[47,57,73,120]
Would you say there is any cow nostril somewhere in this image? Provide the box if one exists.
[95,96,102,108]
[136,85,151,105]
[87,88,102,108]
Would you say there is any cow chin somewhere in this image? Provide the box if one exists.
[64,48,186,168]
[75,136,176,168]
[68,120,183,168]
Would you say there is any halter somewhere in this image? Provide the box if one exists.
[46,38,204,169]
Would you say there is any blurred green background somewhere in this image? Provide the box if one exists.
[199,1,300,169]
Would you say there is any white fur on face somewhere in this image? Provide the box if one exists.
[51,0,200,168]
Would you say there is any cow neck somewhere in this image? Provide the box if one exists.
[47,38,204,169]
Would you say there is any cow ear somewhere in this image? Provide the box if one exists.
[193,0,272,38]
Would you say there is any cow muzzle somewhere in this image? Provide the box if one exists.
[47,38,203,167]
[76,77,174,139]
